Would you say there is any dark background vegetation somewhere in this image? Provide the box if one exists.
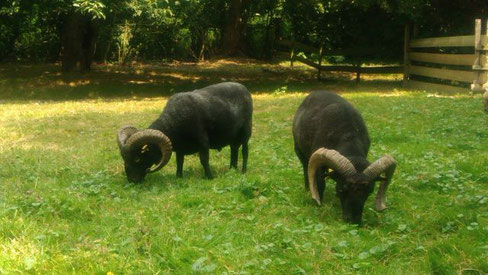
[1,0,487,72]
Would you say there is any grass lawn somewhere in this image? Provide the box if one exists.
[0,60,487,274]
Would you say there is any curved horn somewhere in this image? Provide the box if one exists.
[363,155,396,212]
[125,129,173,173]
[117,126,138,154]
[307,148,356,205]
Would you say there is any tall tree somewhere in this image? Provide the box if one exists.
[221,0,251,55]
[60,0,105,72]
[61,13,99,72]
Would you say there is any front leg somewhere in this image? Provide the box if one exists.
[316,167,326,203]
[199,149,213,179]
[176,152,184,178]
[302,161,309,190]
[230,145,239,169]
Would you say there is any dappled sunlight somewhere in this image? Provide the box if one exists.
[51,79,92,87]
[0,59,477,104]
[157,72,202,81]
[357,73,402,81]
[199,58,266,67]
[0,59,323,100]
[425,93,477,99]
[128,80,154,84]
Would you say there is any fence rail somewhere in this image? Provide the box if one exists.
[409,35,481,48]
[408,52,476,66]
[404,19,488,94]
[409,65,474,83]
[277,19,488,96]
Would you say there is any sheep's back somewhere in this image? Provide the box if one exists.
[154,82,252,153]
[293,91,370,160]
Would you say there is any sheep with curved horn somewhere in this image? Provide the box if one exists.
[117,82,253,182]
[293,91,396,224]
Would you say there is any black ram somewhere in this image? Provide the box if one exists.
[292,91,396,224]
[117,82,253,182]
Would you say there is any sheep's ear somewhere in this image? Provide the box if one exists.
[327,170,339,180]
[117,126,138,153]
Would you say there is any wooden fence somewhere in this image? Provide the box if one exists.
[404,19,488,94]
[276,39,403,82]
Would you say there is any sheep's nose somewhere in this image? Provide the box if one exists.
[343,213,362,225]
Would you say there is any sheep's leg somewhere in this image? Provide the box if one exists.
[302,161,309,190]
[230,145,239,169]
[176,152,184,178]
[294,144,308,189]
[199,149,214,179]
[316,167,326,203]
[241,143,248,173]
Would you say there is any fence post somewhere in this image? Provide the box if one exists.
[484,20,488,89]
[485,20,488,111]
[355,64,361,84]
[403,24,411,86]
[317,44,323,80]
[412,24,419,38]
[472,19,486,92]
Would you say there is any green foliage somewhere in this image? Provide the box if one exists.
[0,0,487,63]
[73,0,106,20]
[116,21,134,64]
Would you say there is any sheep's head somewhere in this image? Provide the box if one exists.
[308,148,396,224]
[117,126,172,183]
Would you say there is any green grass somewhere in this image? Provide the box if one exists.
[0,60,487,274]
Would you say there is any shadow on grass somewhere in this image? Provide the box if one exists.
[0,60,403,102]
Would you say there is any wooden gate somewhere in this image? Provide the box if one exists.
[404,19,488,94]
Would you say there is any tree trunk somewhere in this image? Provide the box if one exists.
[61,13,98,72]
[221,0,250,55]
[264,10,277,60]
[80,20,98,71]
[101,39,112,64]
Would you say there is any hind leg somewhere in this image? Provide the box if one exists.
[294,143,309,190]
[241,142,248,173]
[199,149,213,179]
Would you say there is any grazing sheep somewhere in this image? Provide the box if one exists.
[117,82,253,182]
[292,91,396,224]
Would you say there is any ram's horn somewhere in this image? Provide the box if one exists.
[125,129,173,173]
[117,126,139,154]
[363,155,396,212]
[307,148,356,205]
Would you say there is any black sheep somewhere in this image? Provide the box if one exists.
[292,91,396,224]
[117,82,253,182]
